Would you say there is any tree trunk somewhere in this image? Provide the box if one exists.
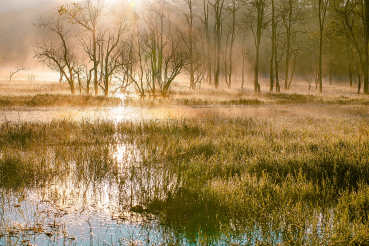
[254,33,261,92]
[59,70,64,83]
[228,2,236,89]
[151,37,157,95]
[270,0,275,91]
[364,0,369,94]
[203,0,212,85]
[329,42,333,85]
[214,36,220,88]
[288,52,297,89]
[224,35,229,86]
[69,77,75,95]
[241,65,245,89]
[347,44,353,87]
[275,47,280,92]
[104,74,109,97]
[93,27,99,96]
[284,0,292,90]
[285,51,290,90]
[188,0,195,89]
[253,2,263,93]
[319,28,323,93]
[228,41,233,89]
[318,0,324,93]
[214,17,221,89]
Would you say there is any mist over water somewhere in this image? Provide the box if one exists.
[0,104,368,124]
[1,0,369,245]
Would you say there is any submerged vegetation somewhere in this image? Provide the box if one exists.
[1,117,369,244]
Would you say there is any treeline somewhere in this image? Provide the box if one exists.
[33,0,369,96]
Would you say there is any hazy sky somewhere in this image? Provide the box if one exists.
[0,0,67,12]
[0,0,142,12]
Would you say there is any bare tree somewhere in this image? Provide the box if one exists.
[59,0,106,96]
[34,15,77,94]
[346,37,354,87]
[181,0,197,89]
[268,0,284,92]
[269,0,276,91]
[314,0,330,93]
[200,0,213,85]
[209,0,226,89]
[242,0,270,92]
[281,0,306,90]
[142,0,172,95]
[159,32,189,96]
[113,37,135,95]
[73,61,88,94]
[192,27,209,89]
[240,32,249,90]
[98,24,128,96]
[224,0,240,89]
[334,0,369,94]
[123,31,148,97]
[9,65,28,83]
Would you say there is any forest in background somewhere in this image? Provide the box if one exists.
[0,0,368,96]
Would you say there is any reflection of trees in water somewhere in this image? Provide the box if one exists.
[1,118,369,244]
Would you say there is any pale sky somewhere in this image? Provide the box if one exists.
[0,0,67,12]
[0,0,143,12]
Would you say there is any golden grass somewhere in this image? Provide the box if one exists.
[0,117,369,244]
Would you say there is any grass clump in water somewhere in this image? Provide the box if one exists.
[0,94,123,107]
[116,117,369,244]
[266,92,369,105]
[1,117,369,244]
[0,156,36,190]
[176,98,263,106]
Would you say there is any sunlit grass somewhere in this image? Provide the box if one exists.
[1,86,369,108]
[0,79,71,96]
[123,91,369,107]
[0,94,123,107]
[0,116,369,244]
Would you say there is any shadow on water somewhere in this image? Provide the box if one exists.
[1,118,369,245]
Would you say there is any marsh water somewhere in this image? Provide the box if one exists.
[1,103,368,245]
[0,133,253,245]
[0,104,368,123]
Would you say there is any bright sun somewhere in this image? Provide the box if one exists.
[126,0,144,8]
[109,0,144,10]
[128,0,136,8]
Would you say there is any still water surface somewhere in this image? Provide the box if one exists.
[0,104,368,123]
[1,142,252,245]
[1,104,367,245]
